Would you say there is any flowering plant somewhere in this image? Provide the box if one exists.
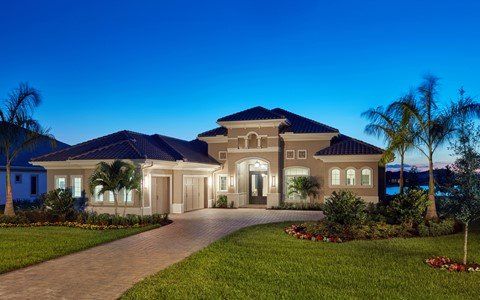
[284,224,342,243]
[425,256,480,272]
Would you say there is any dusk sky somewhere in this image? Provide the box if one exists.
[1,0,479,168]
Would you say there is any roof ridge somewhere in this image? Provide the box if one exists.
[272,108,339,132]
[122,131,146,159]
[217,106,286,122]
[338,134,385,152]
[152,134,185,161]
[67,139,134,160]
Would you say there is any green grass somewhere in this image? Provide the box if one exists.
[0,225,158,274]
[123,223,480,299]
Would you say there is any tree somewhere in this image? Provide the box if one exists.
[393,77,480,219]
[121,163,141,216]
[0,83,55,216]
[362,93,414,194]
[444,120,480,264]
[406,166,420,190]
[287,176,319,203]
[88,160,134,216]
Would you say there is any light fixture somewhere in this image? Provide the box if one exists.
[272,175,276,187]
[230,175,235,187]
[254,161,260,168]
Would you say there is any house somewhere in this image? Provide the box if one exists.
[31,106,385,214]
[0,130,69,204]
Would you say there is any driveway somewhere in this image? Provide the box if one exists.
[0,209,323,300]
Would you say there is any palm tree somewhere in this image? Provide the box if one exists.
[287,176,319,203]
[89,160,132,216]
[362,93,414,194]
[121,164,141,216]
[393,76,480,219]
[0,83,55,216]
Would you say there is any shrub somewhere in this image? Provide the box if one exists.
[388,189,429,226]
[213,195,228,208]
[324,190,367,226]
[42,188,76,220]
[418,219,457,237]
[271,202,324,211]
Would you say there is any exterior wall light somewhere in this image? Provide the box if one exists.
[230,175,235,187]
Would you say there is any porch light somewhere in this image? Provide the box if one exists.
[272,175,276,187]
[230,175,235,187]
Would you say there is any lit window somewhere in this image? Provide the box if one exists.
[331,169,340,185]
[346,169,356,186]
[123,189,133,203]
[72,176,82,198]
[55,176,67,189]
[109,191,115,203]
[284,167,310,200]
[361,169,372,186]
[218,151,227,160]
[218,175,228,192]
[297,150,307,159]
[286,150,295,159]
[94,186,104,202]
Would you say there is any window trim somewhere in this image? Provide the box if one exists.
[54,175,67,190]
[361,168,373,186]
[218,151,227,161]
[345,168,356,186]
[297,149,307,160]
[285,150,295,160]
[218,174,228,192]
[330,168,341,186]
[70,175,83,198]
[284,167,310,200]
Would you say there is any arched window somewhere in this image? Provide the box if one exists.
[331,169,340,185]
[361,168,372,186]
[346,169,356,186]
[284,167,310,200]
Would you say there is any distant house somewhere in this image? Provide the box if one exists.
[31,106,385,215]
[0,130,69,204]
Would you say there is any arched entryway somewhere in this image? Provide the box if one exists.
[235,157,270,206]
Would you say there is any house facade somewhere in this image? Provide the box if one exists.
[31,106,385,214]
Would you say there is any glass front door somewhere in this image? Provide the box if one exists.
[249,171,267,204]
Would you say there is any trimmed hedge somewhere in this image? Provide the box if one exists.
[270,202,324,211]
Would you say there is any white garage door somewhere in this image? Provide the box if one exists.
[184,177,205,212]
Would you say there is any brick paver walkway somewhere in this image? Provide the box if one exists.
[0,209,323,300]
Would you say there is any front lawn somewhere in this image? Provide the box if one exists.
[0,225,158,274]
[123,222,480,299]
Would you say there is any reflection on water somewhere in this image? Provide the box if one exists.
[386,185,429,195]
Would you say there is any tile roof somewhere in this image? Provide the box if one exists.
[32,130,219,165]
[271,108,339,134]
[197,126,227,137]
[315,134,384,156]
[217,106,285,122]
[0,122,70,169]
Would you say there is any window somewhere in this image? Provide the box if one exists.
[247,133,259,148]
[218,151,227,160]
[55,176,67,189]
[72,176,82,198]
[346,169,356,186]
[331,169,340,185]
[361,169,372,186]
[218,175,228,192]
[93,186,104,202]
[286,150,295,159]
[123,189,133,203]
[297,150,307,159]
[108,191,115,203]
[284,167,310,200]
[30,175,38,195]
[14,174,22,184]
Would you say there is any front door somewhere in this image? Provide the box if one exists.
[249,171,267,204]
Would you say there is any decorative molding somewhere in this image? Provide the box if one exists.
[197,135,228,143]
[280,132,338,141]
[218,119,287,128]
[227,147,279,153]
[314,154,382,162]
[297,150,307,159]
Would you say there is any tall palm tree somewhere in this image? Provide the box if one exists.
[362,93,414,194]
[121,164,141,216]
[0,83,55,216]
[89,160,132,216]
[393,76,480,219]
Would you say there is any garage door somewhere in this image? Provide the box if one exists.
[184,177,205,212]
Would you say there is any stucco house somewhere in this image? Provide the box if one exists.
[31,106,385,214]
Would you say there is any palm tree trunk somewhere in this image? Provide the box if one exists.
[425,156,438,219]
[4,163,15,216]
[463,222,469,265]
[114,193,118,216]
[123,191,127,217]
[399,154,405,194]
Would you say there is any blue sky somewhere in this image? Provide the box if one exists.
[1,0,479,167]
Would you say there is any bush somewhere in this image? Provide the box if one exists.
[418,219,457,237]
[42,188,76,220]
[324,190,367,226]
[213,195,228,208]
[387,189,429,226]
[271,202,324,211]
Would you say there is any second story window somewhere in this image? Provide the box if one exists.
[298,150,307,159]
[286,150,295,159]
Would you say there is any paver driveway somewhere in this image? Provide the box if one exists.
[0,208,323,300]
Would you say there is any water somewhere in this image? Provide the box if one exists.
[386,185,429,195]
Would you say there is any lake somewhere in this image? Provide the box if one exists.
[386,185,429,195]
